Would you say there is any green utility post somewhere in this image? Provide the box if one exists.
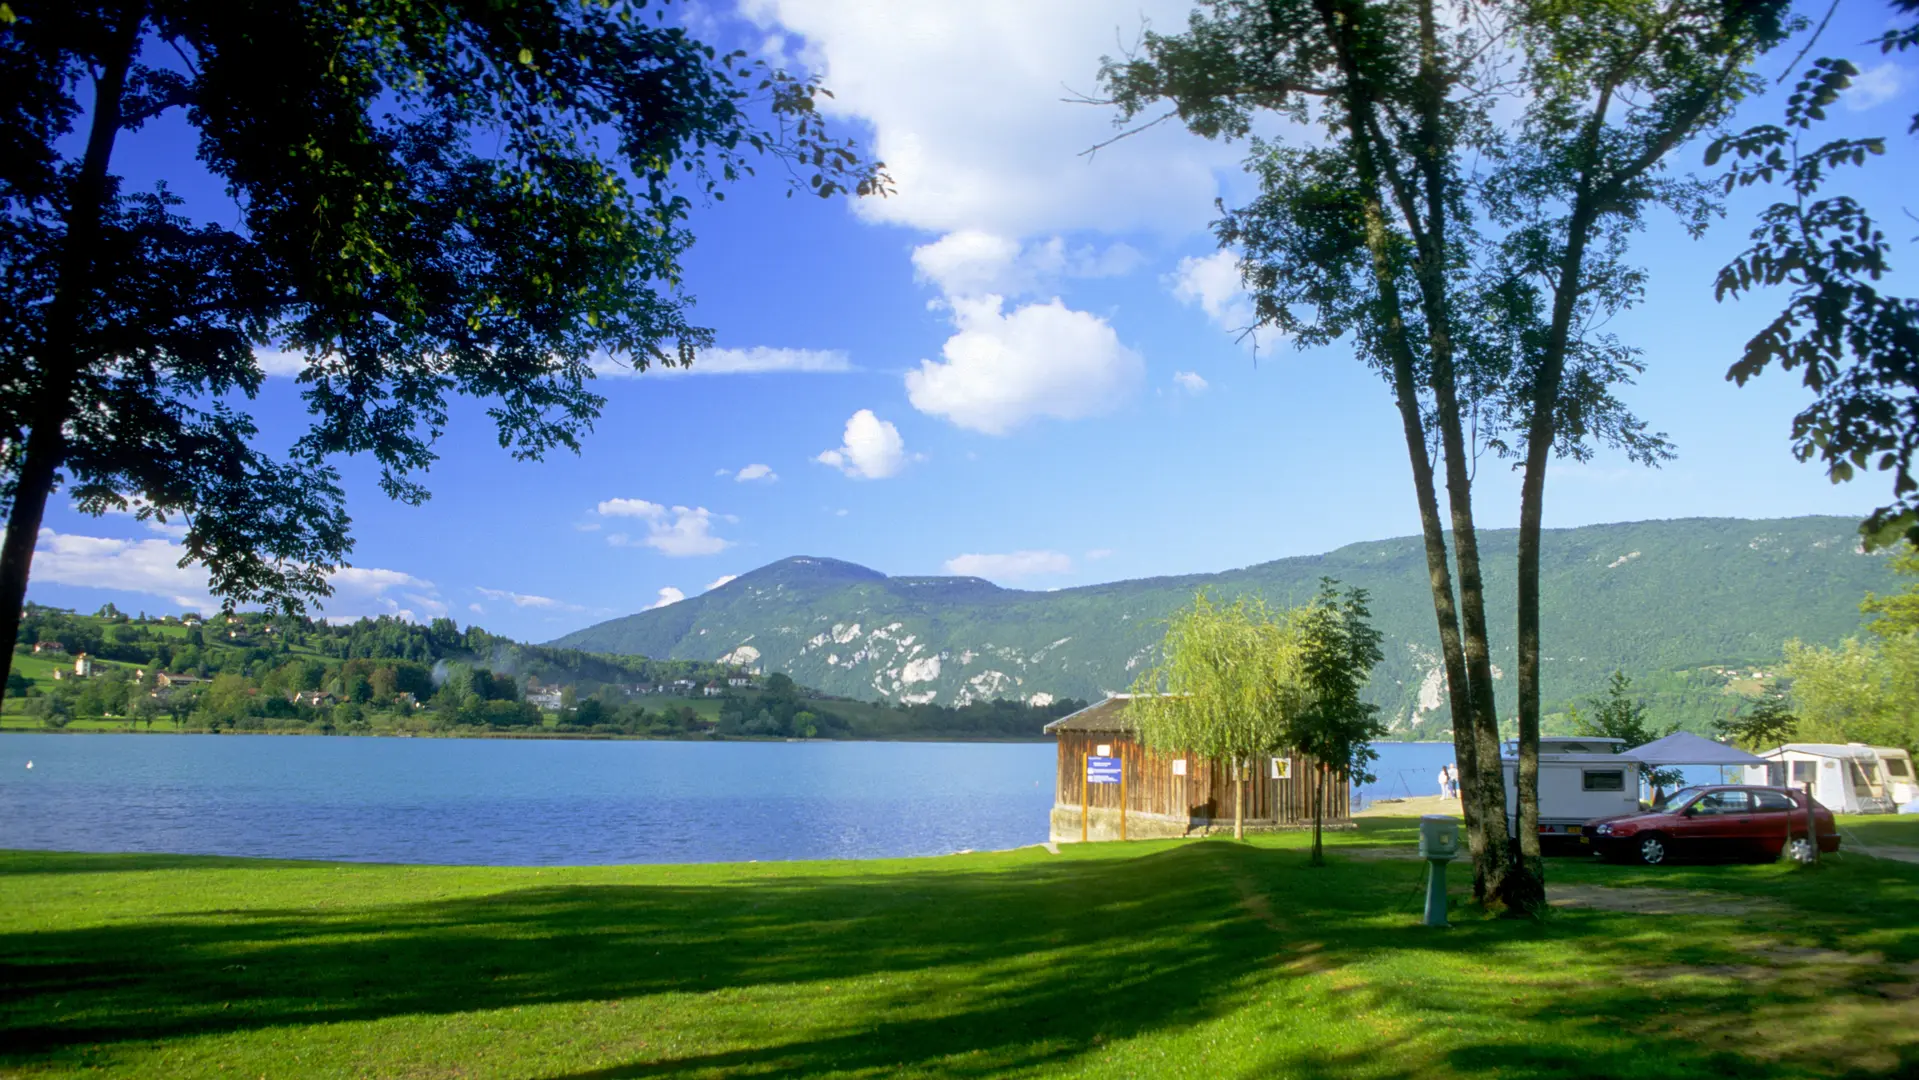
[1417,815,1460,927]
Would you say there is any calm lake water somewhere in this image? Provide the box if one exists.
[0,734,1463,865]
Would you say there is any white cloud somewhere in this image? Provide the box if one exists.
[1169,250,1265,348]
[254,349,307,377]
[1173,370,1209,394]
[646,586,686,610]
[943,550,1075,581]
[1086,548,1115,560]
[78,497,192,539]
[734,463,778,483]
[469,603,486,615]
[1847,63,1911,111]
[911,232,1142,299]
[596,346,852,377]
[817,409,911,479]
[739,0,1239,237]
[28,529,440,620]
[475,586,585,612]
[905,295,1142,434]
[595,500,732,556]
[705,574,739,591]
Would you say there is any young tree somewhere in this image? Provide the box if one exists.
[1570,670,1682,792]
[0,1,885,706]
[1713,685,1798,750]
[1289,580,1387,865]
[1128,592,1305,840]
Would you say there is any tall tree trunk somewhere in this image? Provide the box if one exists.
[0,21,140,710]
[1397,0,1513,908]
[1511,201,1597,917]
[1311,763,1325,865]
[1316,6,1488,898]
[1234,760,1245,841]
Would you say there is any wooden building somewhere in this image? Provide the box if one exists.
[1044,695,1352,842]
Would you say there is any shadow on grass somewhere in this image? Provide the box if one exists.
[4,840,1917,1078]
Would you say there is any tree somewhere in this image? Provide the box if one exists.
[1097,0,1784,914]
[1570,670,1682,793]
[1128,592,1305,840]
[1289,580,1387,865]
[0,1,886,709]
[1710,4,1919,548]
[1713,685,1797,750]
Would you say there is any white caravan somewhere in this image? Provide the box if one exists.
[1501,737,1642,841]
[1741,744,1898,814]
[1873,747,1918,809]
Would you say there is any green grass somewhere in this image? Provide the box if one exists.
[3,821,1917,1079]
[1836,813,1919,850]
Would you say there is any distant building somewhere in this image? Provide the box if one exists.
[181,615,202,627]
[394,692,418,709]
[727,674,754,688]
[73,654,93,678]
[701,681,725,697]
[155,672,203,690]
[31,641,65,656]
[670,678,697,694]
[526,686,565,710]
[290,690,338,708]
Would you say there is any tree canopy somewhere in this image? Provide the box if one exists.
[0,0,884,704]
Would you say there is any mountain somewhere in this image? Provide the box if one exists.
[550,518,1898,738]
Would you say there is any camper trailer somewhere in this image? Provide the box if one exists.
[1502,736,1642,841]
[1741,744,1899,814]
[1873,746,1917,809]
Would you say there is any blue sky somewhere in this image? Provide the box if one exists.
[28,0,1919,643]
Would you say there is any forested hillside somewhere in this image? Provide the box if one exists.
[551,516,1898,738]
[6,607,1076,741]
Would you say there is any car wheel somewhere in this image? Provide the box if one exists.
[1636,834,1668,866]
[1785,836,1817,865]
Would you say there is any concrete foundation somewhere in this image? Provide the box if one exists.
[1049,804,1356,843]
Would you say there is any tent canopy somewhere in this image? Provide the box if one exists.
[1628,731,1766,767]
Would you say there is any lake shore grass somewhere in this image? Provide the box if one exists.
[4,817,1917,1079]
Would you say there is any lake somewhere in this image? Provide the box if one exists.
[0,734,1470,865]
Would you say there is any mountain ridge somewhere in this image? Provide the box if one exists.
[551,515,1895,737]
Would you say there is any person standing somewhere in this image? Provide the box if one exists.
[1447,764,1460,799]
[1437,764,1451,800]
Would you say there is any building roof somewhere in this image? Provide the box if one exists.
[1043,695,1143,734]
[1625,731,1768,767]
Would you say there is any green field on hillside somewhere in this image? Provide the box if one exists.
[4,818,1915,1078]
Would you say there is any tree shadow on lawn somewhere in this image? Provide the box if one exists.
[4,842,1917,1078]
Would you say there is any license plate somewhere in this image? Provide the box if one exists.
[1567,826,1582,835]
[1581,837,1591,845]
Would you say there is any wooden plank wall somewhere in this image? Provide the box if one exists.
[1054,731,1350,824]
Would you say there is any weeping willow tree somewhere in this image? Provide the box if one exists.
[1127,592,1306,840]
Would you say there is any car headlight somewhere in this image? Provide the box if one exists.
[1595,824,1611,835]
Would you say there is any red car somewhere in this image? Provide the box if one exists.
[1586,785,1840,865]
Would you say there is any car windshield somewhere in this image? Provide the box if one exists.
[1659,786,1706,809]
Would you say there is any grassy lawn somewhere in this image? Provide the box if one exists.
[1836,814,1919,850]
[2,820,1916,1079]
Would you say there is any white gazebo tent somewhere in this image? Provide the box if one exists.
[1626,732,1768,804]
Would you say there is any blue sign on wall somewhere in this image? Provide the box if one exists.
[1086,756,1122,784]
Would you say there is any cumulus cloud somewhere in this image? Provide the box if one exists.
[817,409,911,479]
[253,349,308,377]
[29,529,440,620]
[911,231,1141,298]
[944,550,1075,581]
[1846,63,1911,111]
[738,0,1239,237]
[734,463,778,483]
[645,586,687,610]
[705,574,739,591]
[1173,370,1209,394]
[905,295,1142,434]
[1169,250,1266,349]
[596,499,732,556]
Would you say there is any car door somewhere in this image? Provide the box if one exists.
[1677,790,1751,859]
[1747,789,1796,858]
